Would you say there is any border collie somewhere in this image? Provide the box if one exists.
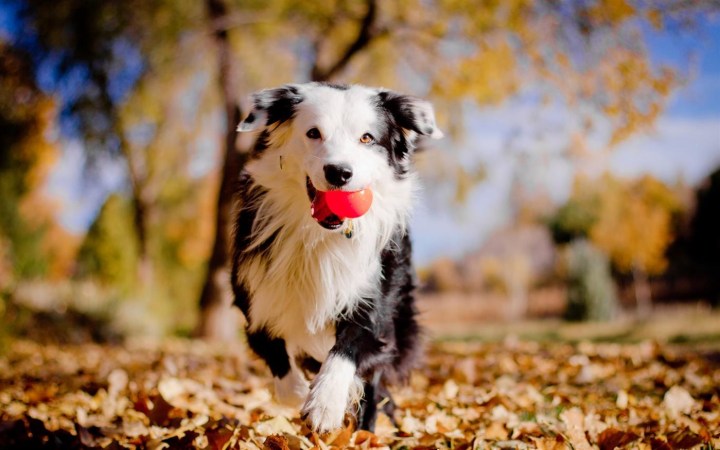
[231,82,442,432]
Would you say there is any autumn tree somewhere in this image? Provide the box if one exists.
[14,0,206,284]
[550,174,683,315]
[76,194,139,292]
[0,40,78,284]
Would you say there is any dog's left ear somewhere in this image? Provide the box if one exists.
[378,90,444,140]
[237,85,304,132]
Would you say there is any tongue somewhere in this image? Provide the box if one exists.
[311,190,341,226]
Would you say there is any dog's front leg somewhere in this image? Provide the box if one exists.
[301,310,388,433]
[300,353,361,432]
[246,328,308,406]
[274,365,309,408]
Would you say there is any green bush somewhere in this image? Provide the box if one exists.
[75,194,139,291]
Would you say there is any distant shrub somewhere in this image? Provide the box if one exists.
[75,194,139,291]
[564,239,618,322]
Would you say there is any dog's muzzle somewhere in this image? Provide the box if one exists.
[306,177,344,230]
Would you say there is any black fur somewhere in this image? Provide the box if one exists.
[252,129,272,158]
[374,91,438,179]
[246,328,291,378]
[377,91,431,137]
[252,85,303,127]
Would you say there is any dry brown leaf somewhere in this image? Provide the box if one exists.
[666,428,704,449]
[532,436,566,450]
[1,340,719,449]
[560,408,592,450]
[326,426,352,447]
[485,421,509,440]
[255,416,297,436]
[597,428,640,450]
[264,434,290,450]
[354,429,381,447]
[649,437,672,450]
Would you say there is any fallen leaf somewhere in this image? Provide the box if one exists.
[485,421,509,440]
[255,416,297,436]
[326,426,352,447]
[666,429,703,449]
[662,386,696,417]
[533,436,566,450]
[597,428,640,450]
[560,408,593,450]
[263,434,290,450]
[354,429,381,447]
[649,438,672,450]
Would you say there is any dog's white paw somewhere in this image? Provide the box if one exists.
[300,356,361,433]
[274,371,309,408]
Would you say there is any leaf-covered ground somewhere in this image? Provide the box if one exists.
[1,338,718,449]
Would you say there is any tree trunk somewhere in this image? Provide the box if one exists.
[196,0,383,339]
[121,138,154,285]
[196,0,245,340]
[98,70,154,286]
[632,263,652,319]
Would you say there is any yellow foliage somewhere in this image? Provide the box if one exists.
[42,225,81,280]
[432,39,519,104]
[578,175,682,275]
[588,0,637,24]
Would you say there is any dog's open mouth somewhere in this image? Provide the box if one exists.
[306,177,344,230]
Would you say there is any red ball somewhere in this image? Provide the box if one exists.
[324,188,373,219]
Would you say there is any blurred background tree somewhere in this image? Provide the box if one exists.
[0,0,718,339]
[75,194,138,292]
[0,40,77,286]
[549,174,683,317]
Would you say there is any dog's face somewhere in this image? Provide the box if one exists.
[237,83,443,228]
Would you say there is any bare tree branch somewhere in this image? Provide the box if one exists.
[311,0,386,82]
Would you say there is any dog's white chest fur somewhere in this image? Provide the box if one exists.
[243,227,382,361]
[237,155,410,362]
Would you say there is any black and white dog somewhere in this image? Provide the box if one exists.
[231,82,442,432]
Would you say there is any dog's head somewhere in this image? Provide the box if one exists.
[237,82,443,230]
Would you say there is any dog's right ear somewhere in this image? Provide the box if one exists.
[377,90,444,141]
[237,85,304,132]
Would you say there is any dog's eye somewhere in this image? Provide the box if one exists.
[306,128,322,140]
[360,133,375,144]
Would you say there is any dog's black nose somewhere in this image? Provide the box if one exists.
[323,164,353,187]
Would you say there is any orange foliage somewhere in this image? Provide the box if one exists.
[13,98,81,280]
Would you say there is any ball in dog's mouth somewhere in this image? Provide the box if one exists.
[306,177,373,230]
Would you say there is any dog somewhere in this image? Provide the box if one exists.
[231,82,442,432]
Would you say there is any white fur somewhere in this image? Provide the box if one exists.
[300,355,363,433]
[295,87,390,193]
